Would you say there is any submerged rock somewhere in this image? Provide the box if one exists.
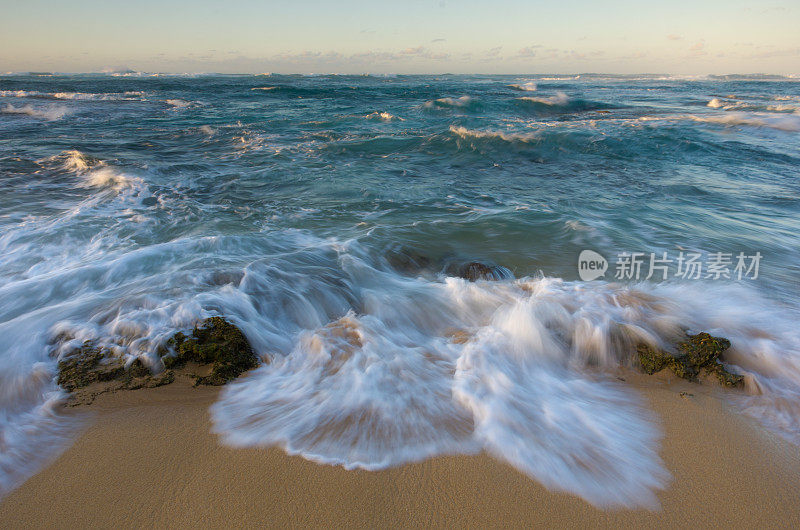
[637,332,743,387]
[164,316,259,385]
[385,245,435,275]
[56,343,174,404]
[55,317,258,404]
[446,261,514,282]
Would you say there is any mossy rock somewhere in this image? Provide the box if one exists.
[164,317,259,385]
[56,342,171,393]
[637,332,742,388]
[57,343,121,391]
[445,261,513,282]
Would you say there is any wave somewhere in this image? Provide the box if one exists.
[0,366,83,498]
[515,92,615,114]
[450,125,539,144]
[209,256,800,507]
[509,82,537,92]
[57,149,100,172]
[364,111,403,122]
[165,99,192,109]
[251,86,278,91]
[1,103,68,120]
[0,90,144,101]
[423,95,477,109]
[690,112,800,132]
[2,222,800,506]
[38,149,141,189]
[706,97,798,113]
[519,92,570,106]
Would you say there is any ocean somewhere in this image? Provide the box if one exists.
[1,72,799,506]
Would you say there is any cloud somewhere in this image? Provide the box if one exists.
[400,46,427,56]
[666,34,683,41]
[431,38,446,43]
[517,45,542,58]
[688,40,707,56]
[485,46,503,57]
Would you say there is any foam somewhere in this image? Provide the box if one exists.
[518,92,570,106]
[690,112,800,132]
[509,82,538,92]
[1,104,68,120]
[364,111,403,122]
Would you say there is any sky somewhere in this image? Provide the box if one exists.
[1,0,798,74]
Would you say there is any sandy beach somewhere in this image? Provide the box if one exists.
[1,373,798,528]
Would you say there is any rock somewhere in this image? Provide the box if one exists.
[55,317,258,405]
[385,246,434,275]
[164,317,259,385]
[56,343,124,392]
[446,261,513,282]
[637,332,743,388]
[56,342,176,405]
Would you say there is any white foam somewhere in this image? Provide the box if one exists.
[3,223,800,506]
[690,112,800,132]
[207,262,800,507]
[2,103,68,120]
[450,125,539,143]
[424,95,473,108]
[509,82,537,91]
[364,111,403,122]
[81,167,137,189]
[0,90,143,101]
[165,99,191,109]
[518,92,570,106]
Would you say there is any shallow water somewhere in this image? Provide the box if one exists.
[1,73,800,505]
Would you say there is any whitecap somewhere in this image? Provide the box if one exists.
[509,82,537,92]
[518,92,570,106]
[690,112,800,132]
[424,95,474,108]
[1,103,68,120]
[364,111,403,122]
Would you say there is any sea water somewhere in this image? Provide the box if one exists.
[1,73,799,506]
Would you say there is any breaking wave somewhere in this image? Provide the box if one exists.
[364,111,403,122]
[0,90,144,101]
[509,82,537,92]
[424,95,477,110]
[518,92,570,106]
[690,112,800,132]
[2,104,68,120]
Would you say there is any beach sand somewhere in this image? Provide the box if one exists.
[1,373,799,528]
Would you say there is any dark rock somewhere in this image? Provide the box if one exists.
[164,317,259,385]
[447,261,513,282]
[56,342,173,402]
[637,332,743,388]
[385,246,434,275]
[56,343,124,392]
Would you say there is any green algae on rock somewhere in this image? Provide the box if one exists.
[56,317,257,405]
[637,332,743,387]
[56,342,174,405]
[164,316,259,385]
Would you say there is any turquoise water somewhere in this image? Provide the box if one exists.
[1,73,800,506]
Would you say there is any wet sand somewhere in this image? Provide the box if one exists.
[1,373,799,528]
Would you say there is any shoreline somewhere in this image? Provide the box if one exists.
[1,373,799,527]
